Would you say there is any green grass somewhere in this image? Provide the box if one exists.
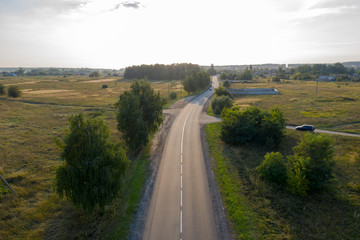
[0,75,178,239]
[105,155,149,239]
[205,123,260,239]
[205,123,360,239]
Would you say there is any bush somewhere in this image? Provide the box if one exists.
[102,84,108,89]
[7,86,21,98]
[291,133,335,191]
[287,155,310,196]
[215,86,233,98]
[223,80,231,88]
[211,95,233,115]
[220,106,285,148]
[257,152,287,186]
[170,91,177,99]
[0,83,5,95]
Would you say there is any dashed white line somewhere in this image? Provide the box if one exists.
[180,106,194,239]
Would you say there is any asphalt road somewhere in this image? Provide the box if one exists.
[286,126,360,137]
[143,77,219,240]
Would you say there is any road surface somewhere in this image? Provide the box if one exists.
[286,126,360,138]
[143,77,219,240]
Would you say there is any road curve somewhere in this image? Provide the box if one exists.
[143,77,219,240]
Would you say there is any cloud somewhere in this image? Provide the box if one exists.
[122,1,141,9]
[109,1,142,11]
[311,0,360,9]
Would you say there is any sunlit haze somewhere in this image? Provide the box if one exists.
[1,0,359,68]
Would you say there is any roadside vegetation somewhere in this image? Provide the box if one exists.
[210,86,234,116]
[206,123,360,239]
[0,71,192,239]
[206,67,360,238]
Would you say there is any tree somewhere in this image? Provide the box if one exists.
[55,114,128,212]
[290,133,335,191]
[220,106,285,148]
[7,86,21,98]
[116,80,163,151]
[0,83,5,95]
[208,64,217,76]
[15,67,25,76]
[211,96,233,115]
[183,70,210,93]
[223,80,231,88]
[89,71,100,78]
[215,86,233,98]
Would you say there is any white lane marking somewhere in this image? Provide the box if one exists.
[180,189,183,207]
[180,105,195,239]
[180,209,183,239]
[181,175,183,189]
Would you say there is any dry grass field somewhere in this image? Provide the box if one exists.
[0,76,184,239]
[230,79,360,133]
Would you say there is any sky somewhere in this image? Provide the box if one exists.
[0,0,359,69]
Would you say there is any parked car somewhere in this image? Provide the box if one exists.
[295,125,315,131]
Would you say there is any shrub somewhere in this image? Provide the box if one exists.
[211,95,233,115]
[291,133,335,191]
[7,86,21,98]
[215,86,233,98]
[257,152,287,186]
[102,84,108,89]
[272,75,281,82]
[223,80,231,88]
[0,83,5,95]
[287,155,310,196]
[170,91,177,99]
[220,106,285,148]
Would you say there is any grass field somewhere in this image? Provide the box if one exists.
[206,124,360,239]
[229,79,360,133]
[210,79,360,239]
[0,76,184,239]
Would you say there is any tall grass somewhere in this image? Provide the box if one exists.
[0,76,179,239]
[205,122,360,239]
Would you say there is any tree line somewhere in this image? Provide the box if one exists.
[124,63,201,80]
[1,67,122,77]
[220,67,253,81]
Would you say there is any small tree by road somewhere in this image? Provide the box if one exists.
[116,80,163,152]
[55,114,128,212]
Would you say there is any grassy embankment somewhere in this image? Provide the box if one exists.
[0,76,184,239]
[206,79,360,239]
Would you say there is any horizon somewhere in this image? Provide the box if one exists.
[1,0,359,69]
[1,60,360,71]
